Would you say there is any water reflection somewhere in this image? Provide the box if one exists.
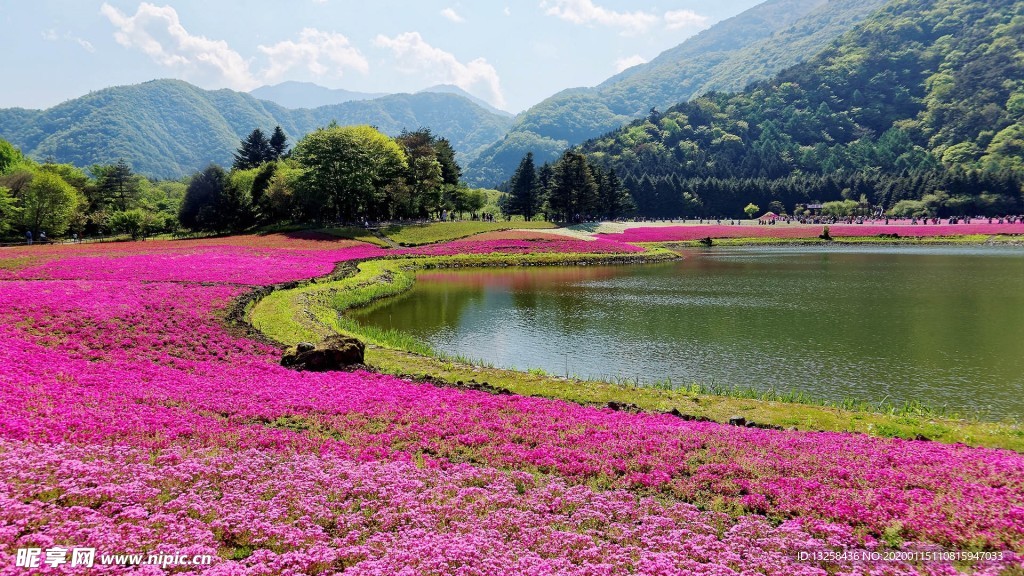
[353,246,1024,419]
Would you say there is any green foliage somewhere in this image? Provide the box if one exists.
[0,138,23,175]
[464,0,888,186]
[20,170,79,236]
[232,128,276,170]
[547,151,599,222]
[269,126,289,159]
[107,209,153,239]
[92,159,142,212]
[744,203,760,219]
[294,125,408,223]
[179,164,251,232]
[0,186,21,236]
[506,152,541,220]
[574,0,1024,217]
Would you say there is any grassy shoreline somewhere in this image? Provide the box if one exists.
[243,239,1024,452]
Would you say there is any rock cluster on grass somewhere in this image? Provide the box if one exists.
[281,335,365,371]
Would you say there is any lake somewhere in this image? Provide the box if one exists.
[353,246,1024,420]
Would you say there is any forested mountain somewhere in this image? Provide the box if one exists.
[464,0,889,186]
[577,0,1024,217]
[418,85,513,118]
[0,79,513,179]
[249,81,386,109]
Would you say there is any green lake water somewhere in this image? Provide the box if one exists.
[353,246,1024,420]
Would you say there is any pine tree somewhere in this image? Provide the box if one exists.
[233,128,274,170]
[507,152,540,221]
[548,151,598,223]
[96,159,141,212]
[269,126,289,160]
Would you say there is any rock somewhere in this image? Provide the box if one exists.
[728,415,746,427]
[281,335,365,372]
[607,401,641,413]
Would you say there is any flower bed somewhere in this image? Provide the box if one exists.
[599,223,1024,243]
[0,233,1022,573]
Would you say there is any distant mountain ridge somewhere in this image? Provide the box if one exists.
[0,79,513,179]
[249,81,386,109]
[463,0,890,186]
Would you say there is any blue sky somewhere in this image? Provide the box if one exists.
[1,0,764,112]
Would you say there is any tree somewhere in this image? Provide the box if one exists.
[743,203,760,219]
[433,137,461,186]
[0,186,21,236]
[108,209,153,240]
[548,151,598,222]
[507,152,540,220]
[397,129,445,217]
[94,159,142,212]
[269,126,289,160]
[0,139,23,176]
[179,164,247,232]
[597,168,635,220]
[21,171,79,236]
[233,128,274,170]
[294,125,407,222]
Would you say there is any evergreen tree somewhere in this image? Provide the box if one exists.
[269,126,289,160]
[95,159,142,212]
[597,168,634,219]
[233,128,274,170]
[507,152,540,221]
[548,151,598,222]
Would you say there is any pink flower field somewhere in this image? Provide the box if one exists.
[0,233,1021,574]
[598,223,1024,243]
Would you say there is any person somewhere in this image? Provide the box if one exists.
[39,231,47,243]
[25,230,32,245]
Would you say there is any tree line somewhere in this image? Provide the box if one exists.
[0,138,183,241]
[502,151,634,222]
[178,124,491,233]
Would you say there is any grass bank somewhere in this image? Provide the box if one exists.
[245,245,1024,452]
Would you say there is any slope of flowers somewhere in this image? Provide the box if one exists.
[0,233,1022,574]
[599,223,1024,243]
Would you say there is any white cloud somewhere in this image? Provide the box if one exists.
[613,54,647,73]
[101,3,369,89]
[42,28,96,53]
[100,2,256,89]
[440,8,465,23]
[258,28,368,83]
[503,6,511,16]
[541,0,657,35]
[374,32,505,108]
[664,9,709,30]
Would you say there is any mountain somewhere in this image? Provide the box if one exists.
[577,0,1024,217]
[419,84,513,118]
[464,0,890,186]
[0,79,514,179]
[250,81,386,109]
